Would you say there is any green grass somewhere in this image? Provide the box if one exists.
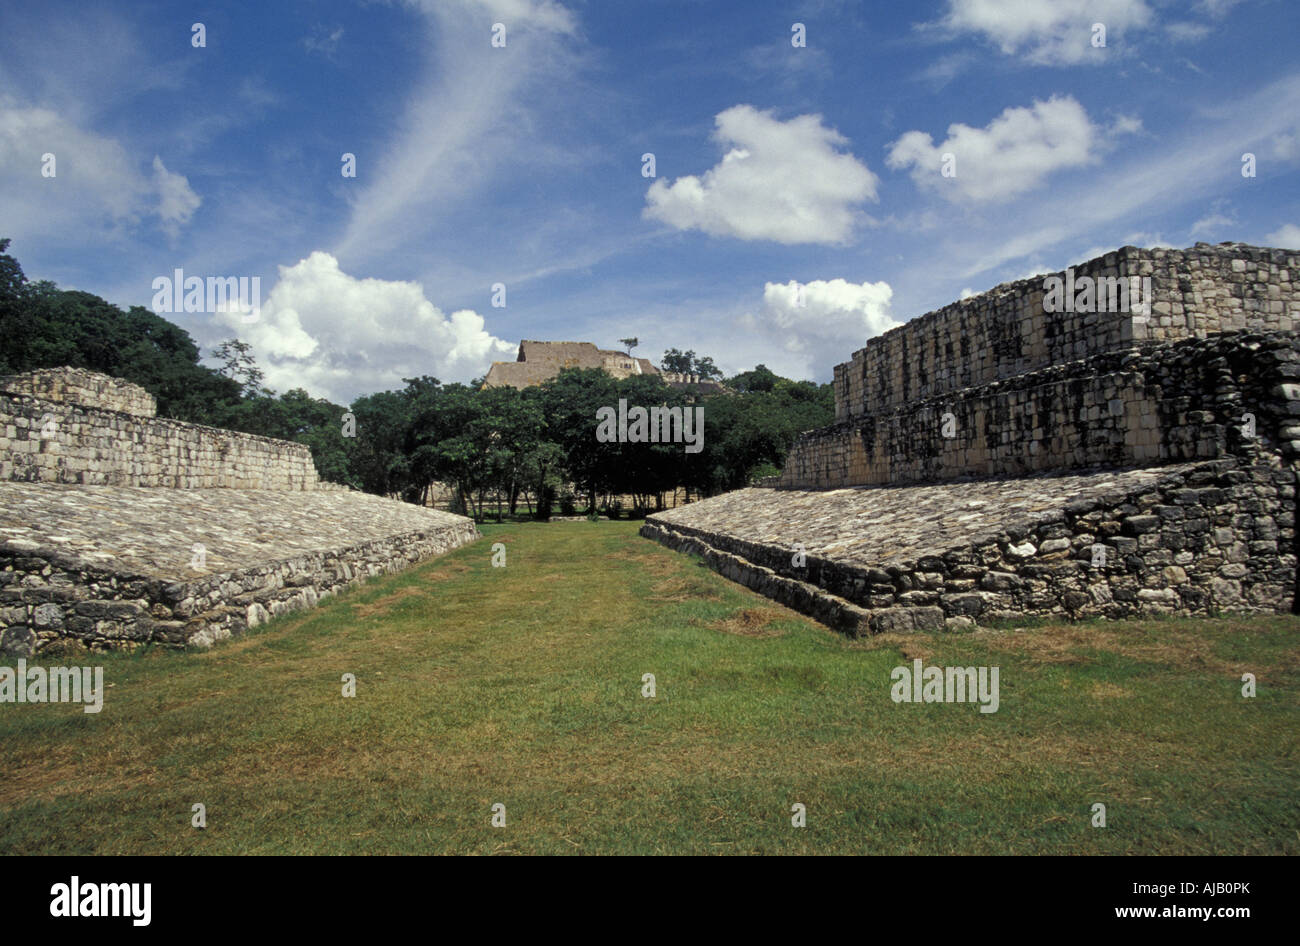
[2,521,1297,854]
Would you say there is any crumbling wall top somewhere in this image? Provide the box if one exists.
[0,367,157,417]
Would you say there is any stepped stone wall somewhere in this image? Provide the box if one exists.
[644,455,1294,635]
[0,367,480,655]
[835,242,1299,423]
[644,242,1300,632]
[1,367,159,417]
[784,331,1300,488]
[1,368,319,490]
[0,486,479,655]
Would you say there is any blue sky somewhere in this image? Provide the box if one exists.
[2,0,1298,404]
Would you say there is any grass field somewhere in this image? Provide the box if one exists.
[2,521,1297,855]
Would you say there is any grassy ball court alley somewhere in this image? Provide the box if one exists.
[1,521,1296,855]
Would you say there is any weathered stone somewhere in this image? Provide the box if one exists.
[0,625,35,656]
[0,368,482,654]
[979,571,1022,591]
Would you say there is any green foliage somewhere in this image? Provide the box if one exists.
[0,239,835,510]
[660,347,722,380]
[0,239,352,481]
[727,363,780,393]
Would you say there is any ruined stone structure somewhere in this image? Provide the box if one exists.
[484,340,660,389]
[0,368,479,655]
[644,242,1300,634]
[484,340,728,394]
[1,368,319,490]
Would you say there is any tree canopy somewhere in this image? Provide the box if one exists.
[0,239,835,517]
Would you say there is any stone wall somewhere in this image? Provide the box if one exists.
[1,369,319,490]
[782,331,1300,488]
[834,242,1298,423]
[1,367,157,417]
[646,242,1300,633]
[643,452,1295,635]
[0,366,483,653]
[1,514,478,654]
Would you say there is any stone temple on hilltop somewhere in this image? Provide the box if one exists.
[0,367,480,656]
[643,242,1300,635]
[484,340,727,393]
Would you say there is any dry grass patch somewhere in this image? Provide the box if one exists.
[1090,681,1135,700]
[352,585,426,617]
[421,562,473,582]
[607,548,678,576]
[976,622,1297,676]
[849,632,937,661]
[649,576,721,603]
[700,607,788,638]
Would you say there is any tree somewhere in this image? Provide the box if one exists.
[692,355,722,381]
[0,238,34,375]
[619,337,638,355]
[538,367,620,514]
[727,363,779,393]
[212,338,268,399]
[660,347,723,380]
[346,389,413,497]
[661,348,693,374]
[0,262,245,425]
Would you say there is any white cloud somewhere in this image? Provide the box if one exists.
[214,252,516,403]
[944,73,1300,277]
[1166,22,1211,42]
[1267,224,1300,249]
[644,105,879,245]
[934,0,1154,65]
[0,100,200,238]
[332,0,578,264]
[736,278,898,376]
[1190,209,1237,238]
[151,156,201,238]
[887,96,1116,203]
[466,0,577,33]
[302,26,345,58]
[1197,0,1246,16]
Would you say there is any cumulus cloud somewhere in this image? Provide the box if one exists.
[1267,224,1300,249]
[644,105,879,245]
[151,156,201,237]
[0,100,200,238]
[214,252,516,403]
[934,0,1153,65]
[736,277,898,377]
[886,96,1122,203]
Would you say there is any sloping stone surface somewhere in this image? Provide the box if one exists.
[643,458,1296,634]
[0,483,480,654]
[0,482,472,577]
[648,466,1198,568]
